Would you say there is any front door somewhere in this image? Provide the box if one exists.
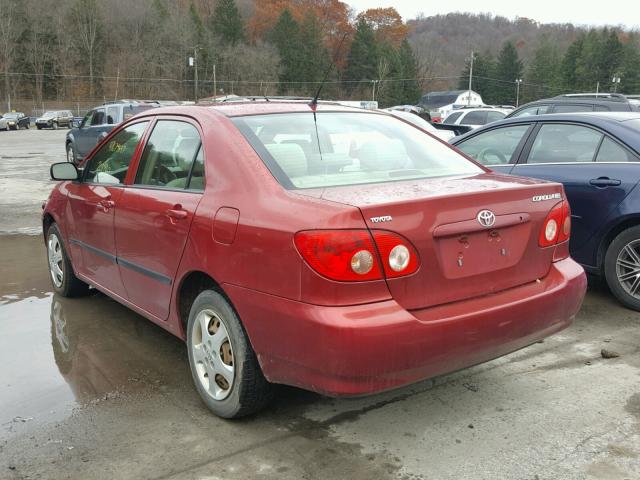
[511,123,640,264]
[66,121,150,298]
[115,119,205,319]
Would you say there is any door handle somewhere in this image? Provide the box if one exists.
[166,208,188,220]
[589,177,621,187]
[97,199,115,211]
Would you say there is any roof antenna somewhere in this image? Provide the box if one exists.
[310,33,348,111]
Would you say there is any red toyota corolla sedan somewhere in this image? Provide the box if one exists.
[43,100,587,418]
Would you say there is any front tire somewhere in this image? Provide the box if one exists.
[187,290,272,418]
[604,225,640,311]
[53,121,58,130]
[46,224,90,297]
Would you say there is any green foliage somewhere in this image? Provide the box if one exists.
[493,42,523,105]
[211,0,245,46]
[344,18,379,88]
[524,37,562,101]
[398,39,421,104]
[458,51,496,103]
[268,9,301,93]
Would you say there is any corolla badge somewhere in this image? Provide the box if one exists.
[532,193,562,202]
[477,210,496,227]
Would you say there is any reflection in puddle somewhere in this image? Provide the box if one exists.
[1,291,188,436]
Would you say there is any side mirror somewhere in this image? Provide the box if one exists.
[51,162,79,181]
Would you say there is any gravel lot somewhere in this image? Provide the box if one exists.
[0,129,639,480]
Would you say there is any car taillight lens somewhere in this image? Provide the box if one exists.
[371,231,419,278]
[294,230,419,281]
[294,230,383,281]
[539,200,571,248]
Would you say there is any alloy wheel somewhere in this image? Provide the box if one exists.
[190,309,235,401]
[616,239,640,299]
[48,234,64,288]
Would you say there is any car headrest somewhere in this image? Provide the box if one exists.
[359,138,408,171]
[174,137,200,170]
[264,143,308,178]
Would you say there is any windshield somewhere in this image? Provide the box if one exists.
[3,113,18,119]
[232,112,482,189]
[42,111,56,118]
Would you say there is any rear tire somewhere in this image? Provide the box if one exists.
[186,290,273,418]
[604,225,640,311]
[46,223,90,297]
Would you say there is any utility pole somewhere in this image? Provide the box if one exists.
[194,47,198,102]
[371,80,379,102]
[213,63,217,99]
[467,51,475,106]
[515,79,523,107]
[612,75,621,93]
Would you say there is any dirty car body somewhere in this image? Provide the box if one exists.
[43,101,587,417]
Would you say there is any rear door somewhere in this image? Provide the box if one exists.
[66,121,150,298]
[114,118,205,319]
[510,122,640,260]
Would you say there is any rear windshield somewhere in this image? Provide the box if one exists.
[232,112,482,189]
[421,94,459,109]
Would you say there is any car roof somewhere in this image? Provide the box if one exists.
[134,100,384,119]
[451,111,640,152]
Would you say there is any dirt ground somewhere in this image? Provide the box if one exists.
[0,129,639,480]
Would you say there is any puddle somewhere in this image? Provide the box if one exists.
[0,235,188,438]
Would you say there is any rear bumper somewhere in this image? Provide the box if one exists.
[225,257,586,397]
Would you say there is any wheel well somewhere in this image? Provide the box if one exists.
[597,217,640,270]
[43,213,55,240]
[177,271,223,335]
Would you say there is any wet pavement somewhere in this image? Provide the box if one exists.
[1,129,640,479]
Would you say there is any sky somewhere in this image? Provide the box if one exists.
[346,0,640,29]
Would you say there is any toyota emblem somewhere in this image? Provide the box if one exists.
[477,210,496,227]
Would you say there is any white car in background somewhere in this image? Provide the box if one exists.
[442,107,509,130]
[385,109,455,141]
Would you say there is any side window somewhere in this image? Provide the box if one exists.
[134,120,202,189]
[456,125,531,166]
[596,137,635,162]
[527,124,603,164]
[552,104,593,113]
[594,105,612,112]
[86,108,105,126]
[462,111,488,125]
[486,111,506,123]
[443,112,463,124]
[84,122,149,184]
[511,105,549,117]
[106,106,118,125]
[80,111,93,128]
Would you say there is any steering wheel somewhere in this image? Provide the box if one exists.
[155,164,177,185]
[477,147,508,165]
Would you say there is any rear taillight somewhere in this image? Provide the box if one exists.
[294,230,419,282]
[371,231,419,278]
[539,200,571,248]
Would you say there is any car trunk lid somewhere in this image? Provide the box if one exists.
[304,173,566,310]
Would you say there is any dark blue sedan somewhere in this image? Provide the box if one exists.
[451,112,640,310]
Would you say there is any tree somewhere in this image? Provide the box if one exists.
[561,34,583,90]
[268,9,301,93]
[344,18,378,94]
[69,0,103,98]
[356,7,408,47]
[494,41,523,104]
[524,37,562,101]
[397,39,421,104]
[211,0,245,46]
[458,51,496,104]
[297,14,330,93]
[0,0,25,110]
